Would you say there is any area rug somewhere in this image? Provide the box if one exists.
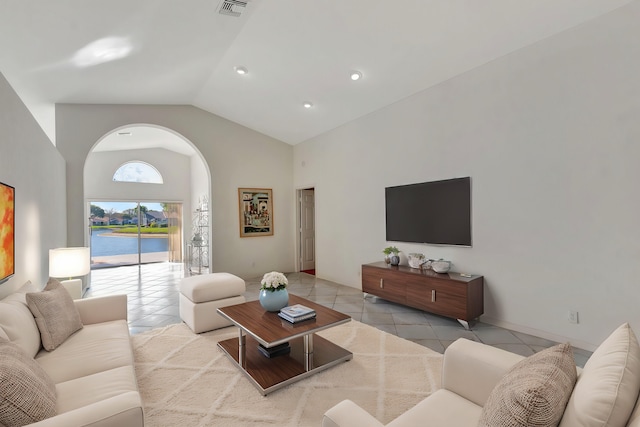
[132,320,443,426]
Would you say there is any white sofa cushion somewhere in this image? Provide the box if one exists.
[55,366,139,414]
[26,278,84,351]
[35,320,134,384]
[560,323,640,427]
[629,404,640,427]
[0,339,57,426]
[388,389,483,427]
[0,292,42,358]
[479,342,576,427]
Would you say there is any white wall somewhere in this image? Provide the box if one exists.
[0,72,66,298]
[56,105,294,278]
[294,2,640,350]
[84,147,193,227]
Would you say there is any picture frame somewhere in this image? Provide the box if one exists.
[0,181,15,283]
[238,188,273,237]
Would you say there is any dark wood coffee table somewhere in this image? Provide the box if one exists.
[216,294,352,395]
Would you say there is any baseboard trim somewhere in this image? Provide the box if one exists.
[480,316,598,352]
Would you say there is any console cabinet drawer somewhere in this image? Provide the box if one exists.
[361,262,483,323]
[406,281,468,320]
[362,267,406,305]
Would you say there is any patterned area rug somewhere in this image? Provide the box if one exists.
[132,320,443,426]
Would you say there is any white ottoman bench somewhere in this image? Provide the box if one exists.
[179,272,246,333]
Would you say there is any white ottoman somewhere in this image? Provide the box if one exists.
[179,272,246,333]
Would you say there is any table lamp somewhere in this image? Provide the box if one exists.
[49,247,90,299]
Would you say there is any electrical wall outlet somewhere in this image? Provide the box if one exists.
[568,310,579,324]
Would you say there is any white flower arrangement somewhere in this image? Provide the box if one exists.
[260,271,288,292]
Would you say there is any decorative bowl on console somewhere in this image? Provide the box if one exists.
[431,259,452,273]
[407,253,427,269]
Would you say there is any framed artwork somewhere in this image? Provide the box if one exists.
[0,181,15,283]
[238,188,273,237]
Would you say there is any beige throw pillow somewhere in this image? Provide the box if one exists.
[559,323,640,427]
[478,343,577,427]
[0,300,41,358]
[26,278,83,351]
[0,339,57,426]
[0,281,43,357]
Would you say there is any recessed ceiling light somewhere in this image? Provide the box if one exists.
[350,71,362,81]
[117,132,132,136]
[303,102,313,109]
[234,66,248,75]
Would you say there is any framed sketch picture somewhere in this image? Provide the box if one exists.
[238,188,273,237]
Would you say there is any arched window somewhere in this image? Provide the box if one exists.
[113,161,163,184]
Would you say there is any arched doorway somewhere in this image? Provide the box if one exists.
[84,125,210,270]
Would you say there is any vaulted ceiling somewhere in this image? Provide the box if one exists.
[0,0,632,147]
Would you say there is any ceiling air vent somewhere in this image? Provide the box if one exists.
[218,0,248,17]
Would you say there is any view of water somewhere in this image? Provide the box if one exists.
[91,229,168,257]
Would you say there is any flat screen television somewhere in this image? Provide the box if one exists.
[385,177,471,246]
[0,181,15,283]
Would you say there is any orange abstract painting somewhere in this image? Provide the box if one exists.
[0,182,15,282]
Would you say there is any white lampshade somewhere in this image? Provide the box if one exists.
[49,247,90,278]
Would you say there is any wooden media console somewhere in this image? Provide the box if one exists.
[362,261,484,330]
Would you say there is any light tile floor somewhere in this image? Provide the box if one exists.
[87,263,592,367]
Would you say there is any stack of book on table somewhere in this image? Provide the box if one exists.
[278,304,316,323]
[258,342,290,358]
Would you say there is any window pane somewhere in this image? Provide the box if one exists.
[113,161,163,184]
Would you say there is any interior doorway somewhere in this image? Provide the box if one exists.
[88,200,183,269]
[298,188,315,275]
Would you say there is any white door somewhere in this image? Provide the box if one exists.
[299,189,315,271]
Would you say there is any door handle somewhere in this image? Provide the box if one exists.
[431,290,436,302]
[380,278,384,289]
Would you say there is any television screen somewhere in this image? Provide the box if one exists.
[0,181,15,283]
[385,177,471,246]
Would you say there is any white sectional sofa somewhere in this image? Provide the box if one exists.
[0,282,143,427]
[324,323,640,427]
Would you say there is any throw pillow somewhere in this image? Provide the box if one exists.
[0,300,41,358]
[0,339,57,426]
[559,323,640,427]
[26,278,83,351]
[1,281,43,357]
[478,342,577,427]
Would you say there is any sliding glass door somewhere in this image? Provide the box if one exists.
[89,201,183,269]
[143,202,183,264]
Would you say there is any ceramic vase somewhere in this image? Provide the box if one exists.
[390,254,400,266]
[259,288,289,312]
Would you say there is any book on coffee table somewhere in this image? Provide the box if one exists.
[257,342,291,358]
[280,304,315,318]
[279,304,316,323]
[278,311,316,323]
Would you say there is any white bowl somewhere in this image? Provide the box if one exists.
[407,253,426,269]
[431,260,452,273]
